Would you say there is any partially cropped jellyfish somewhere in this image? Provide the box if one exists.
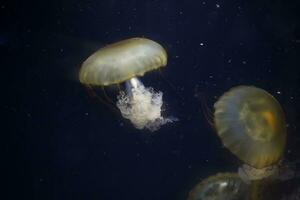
[213,86,287,183]
[187,173,248,200]
[79,38,176,131]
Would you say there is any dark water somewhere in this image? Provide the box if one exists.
[3,0,300,199]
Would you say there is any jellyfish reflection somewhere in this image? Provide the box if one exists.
[79,38,176,131]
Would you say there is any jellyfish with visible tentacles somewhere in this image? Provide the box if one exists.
[187,173,248,200]
[214,86,287,183]
[79,38,177,131]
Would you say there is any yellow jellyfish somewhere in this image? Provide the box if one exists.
[214,86,287,182]
[187,173,248,200]
[79,38,176,131]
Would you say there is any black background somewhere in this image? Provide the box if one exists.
[3,0,300,199]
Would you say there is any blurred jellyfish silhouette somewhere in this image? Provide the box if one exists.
[187,173,248,200]
[79,38,177,131]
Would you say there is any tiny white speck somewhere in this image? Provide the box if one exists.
[276,91,281,94]
[209,75,213,78]
[200,42,204,46]
[242,61,247,64]
[216,4,220,8]
[85,112,89,116]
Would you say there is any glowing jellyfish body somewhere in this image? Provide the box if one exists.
[79,38,176,131]
[214,86,286,176]
[79,38,167,86]
[187,173,248,200]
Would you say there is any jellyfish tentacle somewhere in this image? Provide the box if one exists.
[199,92,214,127]
[101,86,116,106]
[84,85,119,113]
[117,77,177,131]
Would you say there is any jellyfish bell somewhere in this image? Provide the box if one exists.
[214,86,287,181]
[79,38,167,86]
[187,173,248,200]
[79,37,176,131]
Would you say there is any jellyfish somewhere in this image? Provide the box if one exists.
[79,38,176,131]
[213,86,287,182]
[187,173,248,200]
[186,167,300,200]
[189,86,296,199]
